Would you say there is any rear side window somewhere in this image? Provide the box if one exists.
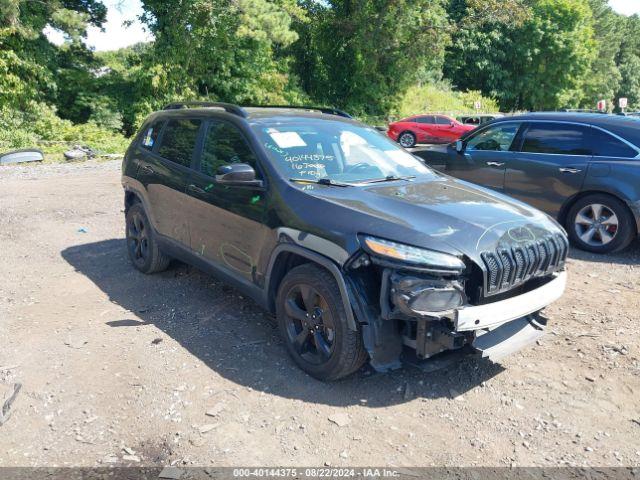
[521,123,591,156]
[140,120,164,150]
[157,119,202,167]
[590,128,638,158]
[200,122,260,178]
[415,116,435,124]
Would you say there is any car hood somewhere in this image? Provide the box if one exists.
[295,176,564,263]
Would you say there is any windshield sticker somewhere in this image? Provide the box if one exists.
[269,131,307,148]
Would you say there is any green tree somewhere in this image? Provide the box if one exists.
[616,15,640,110]
[445,0,596,111]
[0,0,106,108]
[94,44,155,135]
[290,0,450,116]
[137,0,304,107]
[579,0,624,109]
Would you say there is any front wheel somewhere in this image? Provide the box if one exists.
[566,194,636,253]
[397,131,416,148]
[276,264,367,381]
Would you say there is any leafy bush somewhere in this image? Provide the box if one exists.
[357,83,500,126]
[0,102,128,156]
[393,83,500,120]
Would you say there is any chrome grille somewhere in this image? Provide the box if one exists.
[480,234,568,296]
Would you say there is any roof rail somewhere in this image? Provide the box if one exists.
[162,102,352,119]
[558,109,607,114]
[163,102,247,118]
[248,105,353,119]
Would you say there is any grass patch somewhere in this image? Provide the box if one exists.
[1,102,129,162]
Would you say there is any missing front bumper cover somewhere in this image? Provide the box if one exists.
[408,320,470,359]
[377,268,564,368]
[472,314,546,360]
[410,313,547,362]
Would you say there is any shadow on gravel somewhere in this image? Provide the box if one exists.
[568,242,640,266]
[61,239,503,407]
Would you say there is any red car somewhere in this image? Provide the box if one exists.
[387,114,476,148]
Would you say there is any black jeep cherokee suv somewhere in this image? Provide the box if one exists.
[122,102,569,380]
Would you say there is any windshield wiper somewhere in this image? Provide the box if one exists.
[289,178,353,187]
[358,175,416,184]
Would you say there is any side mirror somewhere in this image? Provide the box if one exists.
[215,163,263,188]
[455,140,464,153]
[450,122,456,128]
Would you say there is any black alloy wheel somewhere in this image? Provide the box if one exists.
[127,209,150,268]
[125,203,171,274]
[276,264,367,380]
[283,283,336,365]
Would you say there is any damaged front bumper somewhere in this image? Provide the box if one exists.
[472,314,546,360]
[350,249,567,371]
[460,272,565,359]
[455,271,566,332]
[395,272,566,363]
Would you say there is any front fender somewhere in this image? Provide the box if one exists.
[264,242,358,331]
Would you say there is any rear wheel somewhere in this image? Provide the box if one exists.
[398,131,416,148]
[276,264,367,381]
[126,203,171,273]
[566,194,635,253]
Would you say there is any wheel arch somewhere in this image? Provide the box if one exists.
[559,190,639,237]
[398,130,416,142]
[264,244,358,331]
[122,179,159,231]
[124,190,142,213]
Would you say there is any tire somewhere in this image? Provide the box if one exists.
[566,194,636,253]
[397,131,416,148]
[276,264,367,381]
[125,203,171,273]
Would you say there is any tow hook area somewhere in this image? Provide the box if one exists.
[472,312,548,360]
[415,321,469,359]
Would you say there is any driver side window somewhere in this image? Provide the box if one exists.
[466,123,521,152]
[200,121,261,178]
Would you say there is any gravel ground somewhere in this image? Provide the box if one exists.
[0,160,639,468]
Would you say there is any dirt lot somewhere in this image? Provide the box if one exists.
[1,160,639,468]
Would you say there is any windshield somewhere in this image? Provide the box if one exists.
[251,119,434,183]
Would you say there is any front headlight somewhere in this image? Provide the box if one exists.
[391,275,465,314]
[362,235,465,270]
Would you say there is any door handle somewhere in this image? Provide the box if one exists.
[187,184,206,194]
[486,162,505,167]
[140,165,155,175]
[559,168,582,174]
